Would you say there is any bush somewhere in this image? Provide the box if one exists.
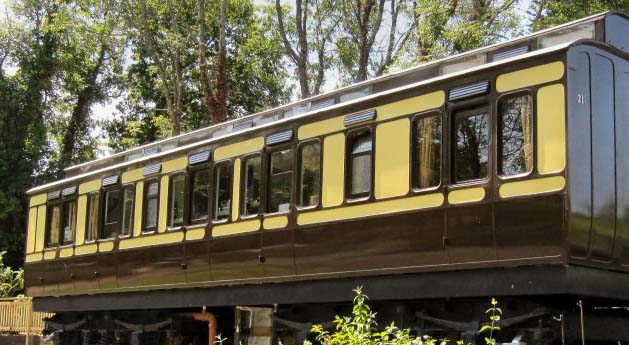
[0,251,24,297]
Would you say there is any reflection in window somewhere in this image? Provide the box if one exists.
[102,190,121,238]
[454,110,489,182]
[413,115,441,189]
[349,132,372,197]
[121,187,135,236]
[144,181,159,231]
[214,164,232,220]
[190,169,210,222]
[169,174,186,227]
[242,156,261,216]
[269,149,293,213]
[86,193,99,242]
[499,95,533,176]
[299,142,321,207]
[47,205,61,246]
[61,201,76,244]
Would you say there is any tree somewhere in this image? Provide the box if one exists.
[274,0,338,98]
[530,0,629,30]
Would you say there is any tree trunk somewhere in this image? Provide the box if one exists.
[210,0,228,124]
[197,0,215,123]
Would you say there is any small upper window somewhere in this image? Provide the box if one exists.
[242,156,262,216]
[102,190,121,238]
[169,174,186,227]
[85,193,99,242]
[453,109,490,183]
[214,163,232,221]
[299,142,321,207]
[499,94,533,177]
[412,114,441,189]
[144,180,159,231]
[190,169,210,223]
[268,149,293,213]
[121,186,135,236]
[348,131,372,198]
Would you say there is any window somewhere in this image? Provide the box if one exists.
[268,149,293,213]
[299,142,321,207]
[169,174,186,227]
[453,108,490,182]
[412,115,441,189]
[102,190,121,239]
[348,131,372,198]
[499,94,533,176]
[46,199,76,247]
[190,169,210,223]
[121,186,135,236]
[61,201,76,244]
[46,205,61,247]
[242,156,261,216]
[214,163,232,221]
[144,180,159,231]
[85,193,99,242]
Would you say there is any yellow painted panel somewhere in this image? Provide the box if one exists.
[59,247,74,258]
[26,207,38,253]
[448,187,486,204]
[158,175,169,233]
[377,91,445,121]
[119,231,184,250]
[213,220,261,237]
[162,156,188,174]
[186,227,206,241]
[75,195,87,245]
[299,193,443,225]
[74,243,98,255]
[496,61,564,92]
[78,179,101,194]
[133,182,144,237]
[298,91,445,140]
[263,216,288,229]
[375,119,410,199]
[499,176,565,198]
[99,240,114,252]
[322,134,345,207]
[231,158,241,221]
[122,167,144,183]
[537,84,566,174]
[43,250,56,260]
[214,137,264,161]
[29,193,47,207]
[25,253,43,263]
[34,206,47,252]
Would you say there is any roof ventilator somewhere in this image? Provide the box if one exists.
[233,121,253,132]
[48,190,61,200]
[61,186,77,196]
[493,46,530,61]
[189,150,211,165]
[344,109,376,127]
[102,175,119,187]
[449,80,490,101]
[143,164,162,176]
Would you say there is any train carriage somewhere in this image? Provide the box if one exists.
[22,11,629,344]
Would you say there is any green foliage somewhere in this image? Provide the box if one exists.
[0,251,24,297]
[530,0,629,30]
[479,298,502,345]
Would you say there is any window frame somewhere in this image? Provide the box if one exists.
[496,90,535,180]
[450,104,492,185]
[167,171,188,230]
[142,177,161,233]
[266,145,295,215]
[45,194,78,248]
[345,127,374,201]
[188,164,212,226]
[212,160,233,223]
[296,139,322,210]
[119,183,136,238]
[410,111,443,192]
[84,191,101,243]
[240,153,263,219]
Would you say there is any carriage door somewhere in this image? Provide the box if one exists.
[235,306,274,345]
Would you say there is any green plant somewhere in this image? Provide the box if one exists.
[0,251,24,297]
[479,298,502,345]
